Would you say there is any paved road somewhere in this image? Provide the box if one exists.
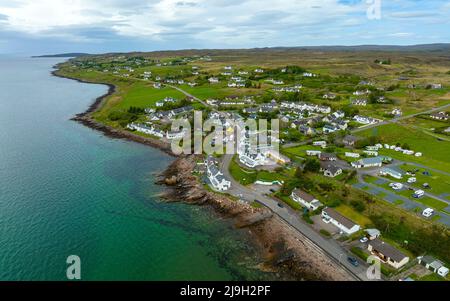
[220,155,372,281]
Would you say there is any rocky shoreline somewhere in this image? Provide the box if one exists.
[159,156,355,281]
[53,66,354,281]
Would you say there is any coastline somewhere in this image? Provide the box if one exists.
[52,64,355,281]
[51,68,175,157]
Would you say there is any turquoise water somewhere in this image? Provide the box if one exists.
[0,57,272,280]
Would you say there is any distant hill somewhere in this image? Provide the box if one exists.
[32,53,91,58]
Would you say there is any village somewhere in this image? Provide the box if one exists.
[58,51,450,281]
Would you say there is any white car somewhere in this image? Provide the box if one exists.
[407,177,417,183]
[389,183,403,190]
[422,208,434,218]
[359,237,368,243]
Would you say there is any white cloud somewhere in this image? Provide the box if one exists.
[0,0,363,43]
[0,0,447,49]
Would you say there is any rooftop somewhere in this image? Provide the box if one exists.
[323,207,358,230]
[369,238,408,262]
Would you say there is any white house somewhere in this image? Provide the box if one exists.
[379,167,403,179]
[291,189,323,211]
[206,157,231,191]
[322,207,361,235]
[208,77,220,84]
[320,163,343,178]
[351,157,384,169]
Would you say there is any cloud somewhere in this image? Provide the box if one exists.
[388,32,413,37]
[0,0,448,53]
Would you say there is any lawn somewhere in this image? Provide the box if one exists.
[335,205,372,228]
[228,156,257,185]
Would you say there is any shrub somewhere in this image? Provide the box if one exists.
[320,229,331,237]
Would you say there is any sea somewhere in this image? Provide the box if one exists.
[0,57,275,280]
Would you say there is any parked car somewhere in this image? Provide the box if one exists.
[347,256,359,267]
[422,208,434,218]
[390,183,403,190]
[423,183,431,189]
[277,203,284,208]
[359,237,368,243]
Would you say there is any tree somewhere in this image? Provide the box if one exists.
[303,158,321,173]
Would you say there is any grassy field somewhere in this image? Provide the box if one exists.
[335,205,372,227]
[398,164,450,198]
[358,123,450,172]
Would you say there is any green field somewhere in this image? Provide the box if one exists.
[398,164,450,198]
[358,123,450,172]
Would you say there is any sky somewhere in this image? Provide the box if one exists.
[0,0,449,55]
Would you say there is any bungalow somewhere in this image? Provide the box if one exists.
[418,256,449,277]
[351,156,383,169]
[254,68,264,73]
[322,207,361,235]
[367,239,409,269]
[323,124,339,134]
[291,189,323,211]
[343,135,358,147]
[320,162,343,178]
[319,153,337,162]
[430,112,449,121]
[379,167,403,179]
[354,115,378,125]
[208,77,220,84]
